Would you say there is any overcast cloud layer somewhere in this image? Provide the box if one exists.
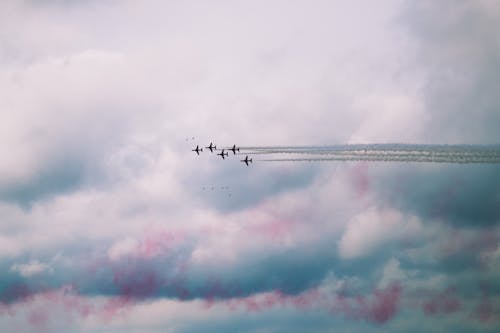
[1,0,499,332]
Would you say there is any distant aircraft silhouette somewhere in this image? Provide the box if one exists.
[240,155,252,166]
[229,144,240,155]
[205,142,217,152]
[192,145,203,155]
[217,149,229,159]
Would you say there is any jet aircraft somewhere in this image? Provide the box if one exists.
[217,149,229,159]
[240,155,252,166]
[229,144,240,155]
[205,142,217,152]
[192,145,203,155]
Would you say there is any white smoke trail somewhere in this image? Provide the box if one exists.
[240,144,500,153]
[235,144,500,163]
[258,151,500,164]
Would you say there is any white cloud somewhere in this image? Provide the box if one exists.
[10,260,50,277]
[2,1,494,332]
[338,207,422,259]
[0,235,21,258]
[349,93,426,143]
[107,237,140,261]
[378,258,407,288]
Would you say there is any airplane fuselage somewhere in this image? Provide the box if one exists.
[205,143,217,152]
[192,145,202,155]
[240,155,252,166]
[217,149,228,159]
[229,145,240,155]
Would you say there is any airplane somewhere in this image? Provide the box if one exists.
[192,145,203,155]
[229,144,240,155]
[217,149,229,159]
[205,142,217,152]
[240,155,252,166]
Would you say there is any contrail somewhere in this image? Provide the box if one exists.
[237,144,500,164]
[265,152,500,162]
[242,150,500,157]
[239,144,500,153]
[257,152,500,164]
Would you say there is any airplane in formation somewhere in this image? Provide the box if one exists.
[193,143,251,166]
[217,149,229,159]
[229,144,240,155]
[192,145,203,155]
[205,142,217,152]
[240,155,252,166]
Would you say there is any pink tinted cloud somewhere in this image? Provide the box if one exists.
[422,287,461,315]
[100,296,133,322]
[106,228,187,262]
[331,283,402,324]
[251,219,294,241]
[202,279,226,309]
[1,286,147,327]
[86,227,191,301]
[0,287,97,329]
[27,306,49,327]
[99,262,167,319]
[136,229,185,258]
[472,284,497,323]
[113,267,163,299]
[222,288,322,313]
[369,283,402,323]
[473,297,494,322]
[0,282,34,304]
[209,283,402,324]
[350,163,370,199]
[3,281,406,328]
[440,230,498,266]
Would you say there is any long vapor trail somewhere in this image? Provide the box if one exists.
[235,144,500,164]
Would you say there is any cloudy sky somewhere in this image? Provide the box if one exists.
[1,0,499,332]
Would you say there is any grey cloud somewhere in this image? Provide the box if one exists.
[0,155,87,208]
[1,0,499,332]
[0,234,394,304]
[376,1,500,229]
[402,0,500,143]
[190,244,337,297]
[374,164,500,226]
[177,311,358,333]
[186,162,319,213]
[1,242,335,303]
[0,50,164,206]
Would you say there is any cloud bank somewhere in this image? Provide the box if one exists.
[0,0,499,332]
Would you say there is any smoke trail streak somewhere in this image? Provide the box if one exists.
[239,144,500,153]
[233,144,500,163]
[244,150,500,158]
[241,150,500,157]
[258,153,500,164]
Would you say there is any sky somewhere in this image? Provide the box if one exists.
[0,0,499,332]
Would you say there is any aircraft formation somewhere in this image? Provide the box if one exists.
[194,143,500,165]
[192,143,253,166]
